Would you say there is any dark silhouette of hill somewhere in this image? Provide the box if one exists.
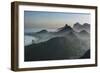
[80,49,90,58]
[73,22,82,32]
[36,29,48,34]
[25,35,86,61]
[83,23,90,29]
[73,22,90,32]
[83,23,90,32]
[79,30,89,36]
[73,22,82,28]
[24,30,48,36]
[58,24,73,32]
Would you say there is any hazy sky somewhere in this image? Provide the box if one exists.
[24,11,90,30]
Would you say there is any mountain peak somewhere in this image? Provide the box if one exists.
[58,24,72,32]
[83,23,90,29]
[79,30,89,36]
[36,29,48,33]
[65,24,69,27]
[74,22,81,25]
[73,22,82,28]
[73,22,90,33]
[83,23,90,26]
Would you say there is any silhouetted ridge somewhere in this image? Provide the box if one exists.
[83,23,90,26]
[83,23,90,30]
[73,22,90,33]
[58,24,73,32]
[36,29,48,33]
[73,22,82,28]
[79,30,89,34]
[79,30,89,37]
[73,22,82,31]
[74,22,81,27]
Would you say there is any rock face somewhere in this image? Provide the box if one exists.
[24,23,90,61]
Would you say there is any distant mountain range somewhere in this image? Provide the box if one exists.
[24,22,90,61]
[73,22,90,33]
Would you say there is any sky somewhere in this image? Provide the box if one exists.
[24,11,90,32]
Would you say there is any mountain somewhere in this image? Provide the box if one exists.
[25,30,49,37]
[73,22,82,28]
[77,30,90,51]
[73,22,90,33]
[83,23,90,28]
[79,30,89,36]
[25,35,87,61]
[24,23,90,61]
[83,23,90,32]
[73,22,82,32]
[36,29,48,34]
[58,24,73,33]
